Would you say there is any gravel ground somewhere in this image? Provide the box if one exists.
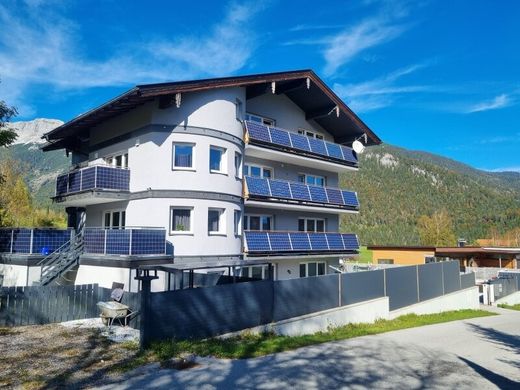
[0,320,140,389]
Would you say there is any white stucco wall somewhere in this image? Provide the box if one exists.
[0,264,41,287]
[274,257,341,280]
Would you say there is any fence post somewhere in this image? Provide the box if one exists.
[135,269,158,349]
[338,272,342,307]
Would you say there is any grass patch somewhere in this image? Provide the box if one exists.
[356,246,373,264]
[122,309,493,369]
[498,303,520,311]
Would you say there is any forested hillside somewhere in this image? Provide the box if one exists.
[340,145,520,246]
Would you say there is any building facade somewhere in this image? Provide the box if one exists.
[1,70,381,290]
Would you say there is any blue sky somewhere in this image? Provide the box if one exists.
[1,0,519,172]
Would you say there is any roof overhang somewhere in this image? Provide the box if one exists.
[42,70,381,151]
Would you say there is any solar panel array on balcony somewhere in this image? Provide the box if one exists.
[245,121,358,166]
[244,231,359,254]
[245,176,359,210]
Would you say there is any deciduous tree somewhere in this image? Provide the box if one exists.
[417,210,457,246]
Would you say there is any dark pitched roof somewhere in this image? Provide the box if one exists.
[42,69,381,151]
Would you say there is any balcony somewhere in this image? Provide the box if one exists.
[54,165,130,206]
[0,227,168,257]
[244,231,359,257]
[244,121,358,173]
[244,176,359,214]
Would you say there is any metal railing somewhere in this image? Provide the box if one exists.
[55,165,130,196]
[83,227,167,256]
[0,228,74,255]
[38,231,84,285]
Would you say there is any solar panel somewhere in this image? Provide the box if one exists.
[289,133,311,151]
[269,232,292,251]
[289,232,311,250]
[269,127,292,147]
[308,138,328,156]
[289,183,311,201]
[245,121,271,143]
[326,188,344,205]
[342,191,359,208]
[269,179,292,199]
[342,234,360,250]
[308,186,328,203]
[308,233,329,250]
[326,233,345,250]
[245,176,271,197]
[341,145,358,163]
[326,142,343,160]
[244,231,270,252]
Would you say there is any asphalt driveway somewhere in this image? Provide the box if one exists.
[102,306,520,389]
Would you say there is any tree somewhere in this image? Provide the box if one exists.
[417,210,457,246]
[0,98,18,148]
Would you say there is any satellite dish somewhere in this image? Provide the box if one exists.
[352,140,365,154]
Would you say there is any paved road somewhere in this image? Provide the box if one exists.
[103,307,520,389]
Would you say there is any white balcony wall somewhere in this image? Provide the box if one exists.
[244,207,340,232]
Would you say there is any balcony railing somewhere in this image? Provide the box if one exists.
[0,228,74,255]
[244,231,359,256]
[244,176,359,211]
[55,165,130,197]
[244,121,358,167]
[83,227,167,256]
[0,227,167,257]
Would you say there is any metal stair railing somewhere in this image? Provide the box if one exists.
[37,232,85,286]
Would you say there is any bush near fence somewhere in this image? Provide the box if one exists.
[144,260,475,342]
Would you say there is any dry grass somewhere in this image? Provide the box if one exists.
[0,323,140,389]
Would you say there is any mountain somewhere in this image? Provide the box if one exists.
[340,144,520,246]
[1,119,519,245]
[0,119,69,207]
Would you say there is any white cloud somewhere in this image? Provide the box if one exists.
[484,166,520,173]
[0,2,263,116]
[333,63,433,112]
[466,94,512,113]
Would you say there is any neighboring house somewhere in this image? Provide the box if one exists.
[0,70,381,290]
[369,245,520,269]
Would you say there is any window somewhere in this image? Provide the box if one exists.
[170,207,192,234]
[208,208,225,235]
[298,218,325,232]
[244,164,272,178]
[377,259,394,265]
[104,152,128,168]
[240,265,269,280]
[298,129,324,140]
[298,174,326,187]
[425,256,437,264]
[234,152,242,178]
[245,113,275,126]
[210,146,226,173]
[235,98,243,121]
[234,210,242,236]
[172,143,194,169]
[244,214,272,231]
[103,210,126,229]
[299,261,326,277]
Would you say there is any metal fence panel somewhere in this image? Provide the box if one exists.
[273,274,339,321]
[461,273,476,289]
[443,261,461,294]
[341,270,385,306]
[385,266,419,310]
[418,262,444,301]
[148,280,273,340]
[489,275,519,300]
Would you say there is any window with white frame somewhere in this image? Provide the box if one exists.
[209,146,226,173]
[299,261,326,277]
[104,152,128,168]
[298,128,324,140]
[244,214,272,231]
[234,152,242,178]
[172,143,194,169]
[103,210,126,229]
[297,174,326,187]
[170,207,192,234]
[245,113,275,126]
[208,208,225,235]
[239,265,269,280]
[234,210,242,236]
[244,164,272,178]
[298,218,325,232]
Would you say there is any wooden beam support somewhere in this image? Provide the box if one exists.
[305,104,337,121]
